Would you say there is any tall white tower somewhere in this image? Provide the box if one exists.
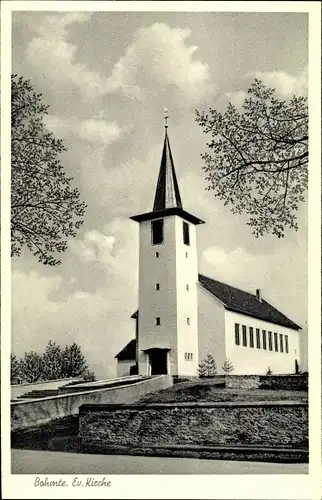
[130,118,205,376]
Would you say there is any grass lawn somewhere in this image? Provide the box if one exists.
[137,378,308,404]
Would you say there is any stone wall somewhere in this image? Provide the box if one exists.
[225,374,308,391]
[259,375,308,391]
[225,375,260,389]
[11,375,173,430]
[79,401,308,454]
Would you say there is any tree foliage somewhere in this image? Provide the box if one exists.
[62,342,88,378]
[11,75,86,265]
[42,340,64,380]
[222,358,234,373]
[10,354,21,384]
[198,354,217,378]
[20,351,43,383]
[11,340,93,383]
[195,79,308,238]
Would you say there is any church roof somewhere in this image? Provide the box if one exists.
[115,339,136,360]
[153,130,183,211]
[130,125,205,226]
[198,274,301,330]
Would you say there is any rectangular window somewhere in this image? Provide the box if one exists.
[186,284,189,291]
[262,330,267,350]
[235,323,240,346]
[242,325,247,346]
[285,335,289,353]
[155,317,161,326]
[274,332,278,352]
[152,219,164,245]
[155,283,160,290]
[187,317,190,325]
[249,327,254,348]
[155,252,159,258]
[183,221,190,245]
[256,328,261,349]
[279,333,284,353]
[185,251,188,258]
[268,331,273,351]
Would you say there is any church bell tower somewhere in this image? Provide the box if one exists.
[130,113,205,376]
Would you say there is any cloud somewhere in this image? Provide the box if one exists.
[69,230,116,263]
[44,115,125,146]
[251,68,308,98]
[26,12,109,100]
[201,242,307,327]
[105,23,212,102]
[225,90,247,108]
[26,15,212,103]
[12,218,139,378]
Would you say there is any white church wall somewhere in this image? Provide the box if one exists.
[176,218,199,376]
[225,310,301,375]
[137,216,179,375]
[116,360,135,378]
[197,285,226,374]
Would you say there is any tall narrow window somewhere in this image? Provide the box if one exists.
[249,327,254,348]
[268,331,273,351]
[285,335,289,353]
[152,219,164,245]
[155,283,160,291]
[185,252,188,258]
[186,284,189,291]
[187,317,190,325]
[242,325,247,346]
[262,330,267,350]
[279,333,284,353]
[256,328,261,349]
[235,323,240,346]
[274,332,278,352]
[155,252,159,258]
[155,317,161,326]
[183,222,190,245]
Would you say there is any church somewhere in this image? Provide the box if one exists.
[116,120,301,377]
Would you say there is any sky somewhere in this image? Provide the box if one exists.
[11,9,309,377]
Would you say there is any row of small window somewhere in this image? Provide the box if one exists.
[152,219,190,246]
[155,251,189,258]
[154,283,190,291]
[155,317,191,326]
[234,323,289,354]
[185,352,194,361]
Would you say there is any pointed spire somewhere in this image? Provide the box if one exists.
[153,114,183,212]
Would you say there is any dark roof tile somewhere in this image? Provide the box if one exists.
[198,274,300,330]
[115,339,136,360]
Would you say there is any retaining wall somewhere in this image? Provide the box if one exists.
[225,375,260,389]
[259,375,308,391]
[79,401,308,455]
[11,375,173,430]
[11,378,81,400]
[225,374,308,391]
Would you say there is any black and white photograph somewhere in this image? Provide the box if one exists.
[1,1,321,498]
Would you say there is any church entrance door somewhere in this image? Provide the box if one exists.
[145,348,169,375]
[143,347,170,375]
[150,351,167,375]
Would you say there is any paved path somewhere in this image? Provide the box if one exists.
[11,449,308,475]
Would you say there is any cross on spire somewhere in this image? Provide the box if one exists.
[164,107,169,128]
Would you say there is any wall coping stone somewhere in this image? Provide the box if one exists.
[11,377,81,388]
[11,375,169,406]
[79,400,307,412]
